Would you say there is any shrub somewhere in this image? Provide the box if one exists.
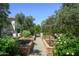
[53,33,79,56]
[0,36,19,55]
[21,30,31,37]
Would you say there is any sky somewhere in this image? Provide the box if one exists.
[9,3,62,25]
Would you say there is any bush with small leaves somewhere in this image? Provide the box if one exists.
[21,30,31,37]
[53,33,79,56]
[0,36,19,56]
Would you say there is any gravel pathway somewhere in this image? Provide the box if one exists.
[29,37,47,56]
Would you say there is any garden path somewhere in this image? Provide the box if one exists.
[29,37,47,56]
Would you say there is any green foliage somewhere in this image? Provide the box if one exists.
[41,4,79,56]
[34,25,41,34]
[24,16,35,30]
[54,33,79,56]
[21,30,31,37]
[15,13,35,34]
[55,4,79,35]
[15,13,25,32]
[0,3,10,37]
[0,36,19,55]
[41,16,56,35]
[41,4,79,36]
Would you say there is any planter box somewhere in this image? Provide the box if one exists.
[43,39,53,56]
[18,38,34,56]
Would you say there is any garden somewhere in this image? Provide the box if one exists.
[41,3,79,56]
[0,3,41,56]
[0,3,79,56]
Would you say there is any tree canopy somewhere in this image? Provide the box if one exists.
[41,3,79,36]
[15,13,35,35]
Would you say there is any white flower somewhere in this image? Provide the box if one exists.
[57,42,59,44]
[66,52,69,55]
[60,42,62,44]
[64,41,66,43]
[60,34,62,36]
[55,33,58,37]
[71,53,74,55]
[59,39,61,41]
[58,37,60,39]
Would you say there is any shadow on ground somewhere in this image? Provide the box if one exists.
[31,49,41,56]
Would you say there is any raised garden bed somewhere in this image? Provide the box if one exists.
[18,38,34,56]
[42,35,54,56]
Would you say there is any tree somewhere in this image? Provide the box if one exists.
[55,3,79,36]
[23,16,35,30]
[52,3,79,56]
[15,13,35,35]
[42,3,79,36]
[22,16,35,35]
[0,3,10,37]
[33,24,41,34]
[41,16,56,35]
[41,4,79,56]
[15,13,25,32]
